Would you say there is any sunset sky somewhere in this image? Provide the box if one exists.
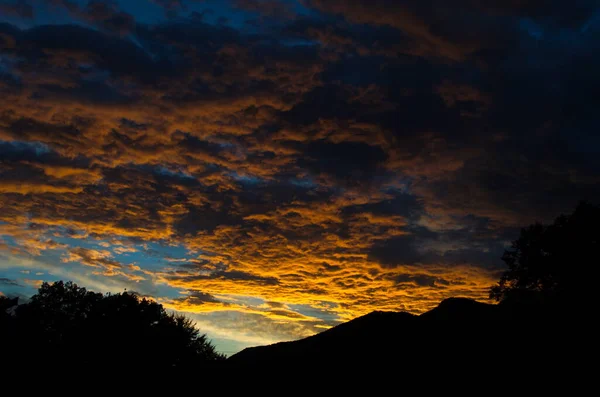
[1,0,600,354]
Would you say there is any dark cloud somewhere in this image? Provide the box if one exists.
[208,270,279,286]
[320,262,342,273]
[0,277,22,287]
[168,269,280,286]
[299,140,388,184]
[391,273,445,288]
[306,0,599,59]
[0,140,54,163]
[46,0,79,14]
[342,193,423,220]
[283,84,361,125]
[368,221,508,270]
[150,0,185,14]
[174,204,242,235]
[283,17,414,57]
[264,300,285,308]
[2,117,84,148]
[46,0,135,35]
[233,0,296,18]
[267,308,305,319]
[21,24,157,78]
[368,235,423,267]
[180,290,223,305]
[81,1,135,35]
[468,0,599,28]
[0,0,33,19]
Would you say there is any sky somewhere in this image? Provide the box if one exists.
[1,0,600,355]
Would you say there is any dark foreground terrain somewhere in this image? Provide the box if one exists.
[228,297,586,368]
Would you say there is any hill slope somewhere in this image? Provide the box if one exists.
[228,298,565,366]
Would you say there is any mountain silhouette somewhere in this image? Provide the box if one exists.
[228,297,574,367]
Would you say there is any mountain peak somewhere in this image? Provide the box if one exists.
[421,297,497,322]
[229,296,513,366]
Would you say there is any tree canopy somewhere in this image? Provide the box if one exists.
[490,201,599,305]
[1,281,224,368]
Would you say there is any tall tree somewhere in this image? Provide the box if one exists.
[490,202,599,304]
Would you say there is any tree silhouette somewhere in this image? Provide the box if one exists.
[7,281,225,368]
[490,201,599,304]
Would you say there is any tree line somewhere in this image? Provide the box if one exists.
[1,281,225,368]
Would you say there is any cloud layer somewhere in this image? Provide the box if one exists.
[2,0,600,352]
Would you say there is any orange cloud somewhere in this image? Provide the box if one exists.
[2,11,567,350]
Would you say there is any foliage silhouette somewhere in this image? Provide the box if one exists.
[490,201,599,304]
[3,281,225,368]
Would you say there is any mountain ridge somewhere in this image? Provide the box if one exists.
[228,296,569,366]
[229,297,496,363]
